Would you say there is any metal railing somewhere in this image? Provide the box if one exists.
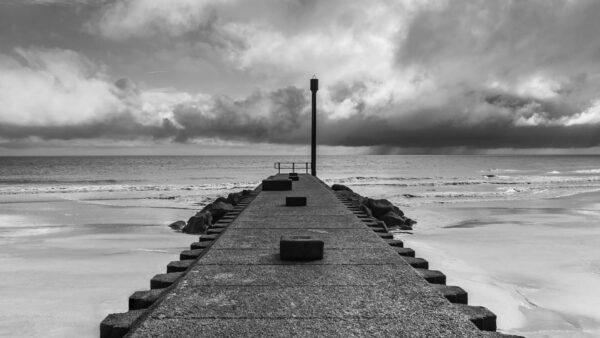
[274,162,312,174]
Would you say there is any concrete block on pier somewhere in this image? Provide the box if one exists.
[453,304,497,331]
[280,235,324,261]
[286,196,307,206]
[180,249,204,260]
[432,285,467,304]
[129,289,165,310]
[198,234,218,242]
[262,179,292,191]
[207,228,225,235]
[384,239,404,247]
[190,242,211,250]
[100,309,144,338]
[415,269,446,285]
[167,260,195,273]
[150,272,183,289]
[402,256,429,269]
[394,247,416,257]
[371,227,388,233]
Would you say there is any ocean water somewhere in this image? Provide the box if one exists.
[1,155,599,337]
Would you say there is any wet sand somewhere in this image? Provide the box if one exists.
[400,191,600,337]
[0,196,195,337]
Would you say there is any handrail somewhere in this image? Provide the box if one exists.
[274,162,311,174]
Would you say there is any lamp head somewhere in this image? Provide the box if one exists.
[310,76,318,91]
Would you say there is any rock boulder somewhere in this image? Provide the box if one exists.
[201,201,234,221]
[364,198,404,219]
[183,212,212,234]
[380,211,412,230]
[168,220,186,231]
[226,193,241,206]
[331,184,353,192]
[359,204,373,217]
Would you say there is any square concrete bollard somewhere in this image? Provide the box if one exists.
[286,196,307,206]
[262,179,292,191]
[453,304,497,331]
[432,285,468,304]
[401,256,429,269]
[100,310,145,338]
[129,289,164,310]
[167,260,195,273]
[280,235,324,261]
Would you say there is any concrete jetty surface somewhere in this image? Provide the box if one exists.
[122,174,503,337]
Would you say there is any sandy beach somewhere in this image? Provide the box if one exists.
[0,195,195,337]
[399,191,600,337]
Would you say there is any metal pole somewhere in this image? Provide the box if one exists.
[310,77,318,176]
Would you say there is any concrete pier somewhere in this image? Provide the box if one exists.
[102,174,513,337]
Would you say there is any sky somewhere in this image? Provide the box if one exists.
[1,0,600,155]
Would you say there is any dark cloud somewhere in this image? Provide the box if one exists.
[0,113,163,140]
[169,86,309,143]
[2,83,600,151]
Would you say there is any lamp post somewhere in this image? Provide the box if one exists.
[310,76,318,177]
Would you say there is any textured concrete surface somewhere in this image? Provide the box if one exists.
[127,174,489,337]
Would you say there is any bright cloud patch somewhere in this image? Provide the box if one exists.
[0,48,121,126]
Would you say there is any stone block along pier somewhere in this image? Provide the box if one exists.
[101,174,520,337]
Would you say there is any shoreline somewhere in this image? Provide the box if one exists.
[399,190,600,337]
[0,197,196,338]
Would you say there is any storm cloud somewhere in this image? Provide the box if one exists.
[2,0,600,153]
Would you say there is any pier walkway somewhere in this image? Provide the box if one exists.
[125,174,496,337]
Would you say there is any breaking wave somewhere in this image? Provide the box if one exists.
[325,175,600,188]
[0,181,259,196]
[326,174,600,205]
[0,178,125,185]
[573,169,600,174]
